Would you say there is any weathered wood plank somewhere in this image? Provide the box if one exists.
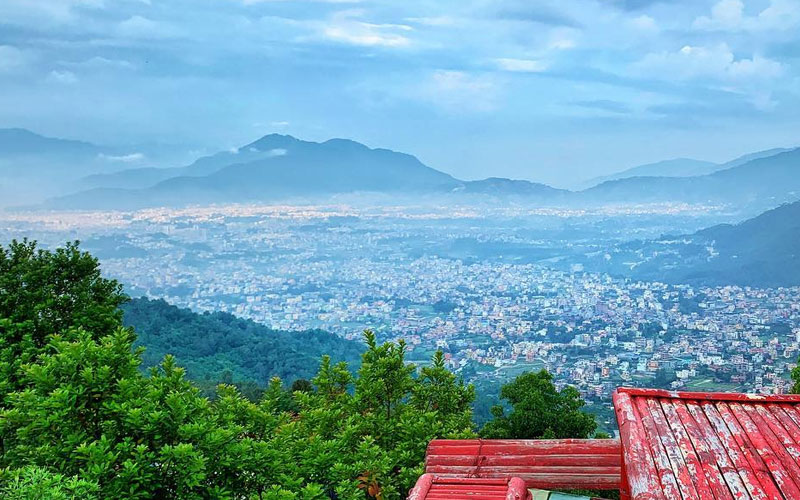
[673,399,735,500]
[407,473,434,500]
[644,398,700,499]
[613,391,666,500]
[633,397,682,498]
[685,401,750,498]
[751,404,800,465]
[715,402,783,500]
[776,404,800,434]
[425,454,620,467]
[617,388,800,403]
[426,465,621,475]
[767,405,800,448]
[506,477,528,500]
[701,401,771,500]
[729,401,800,498]
[427,439,621,455]
[660,399,716,499]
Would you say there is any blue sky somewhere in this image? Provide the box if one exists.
[1,0,799,186]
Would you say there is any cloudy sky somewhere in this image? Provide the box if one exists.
[1,0,799,186]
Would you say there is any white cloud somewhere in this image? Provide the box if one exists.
[630,14,658,32]
[242,0,361,4]
[98,152,145,162]
[63,56,136,70]
[694,0,800,31]
[547,28,578,50]
[0,0,103,25]
[495,58,548,73]
[117,16,178,39]
[693,0,744,30]
[0,45,30,73]
[635,44,784,83]
[322,11,412,47]
[421,70,498,112]
[47,69,78,84]
[404,16,457,27]
[758,0,800,30]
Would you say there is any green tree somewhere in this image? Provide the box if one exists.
[285,331,475,499]
[480,369,597,439]
[0,466,99,500]
[791,357,800,393]
[0,239,126,403]
[0,241,476,499]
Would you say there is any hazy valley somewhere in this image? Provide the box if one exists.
[3,129,800,429]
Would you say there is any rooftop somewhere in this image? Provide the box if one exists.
[411,388,800,499]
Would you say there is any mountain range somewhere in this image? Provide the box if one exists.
[582,148,800,210]
[0,127,98,156]
[633,201,800,287]
[0,128,188,207]
[571,200,800,287]
[579,148,791,188]
[54,132,799,211]
[0,127,796,211]
[49,133,566,209]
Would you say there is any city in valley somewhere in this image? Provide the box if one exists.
[4,202,796,429]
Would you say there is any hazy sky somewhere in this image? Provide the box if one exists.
[1,0,799,186]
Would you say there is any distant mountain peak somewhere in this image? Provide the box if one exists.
[0,127,97,156]
[322,138,370,151]
[242,133,302,152]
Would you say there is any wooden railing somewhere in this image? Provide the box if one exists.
[424,438,622,491]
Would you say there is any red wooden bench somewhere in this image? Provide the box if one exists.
[408,474,531,500]
[424,438,622,491]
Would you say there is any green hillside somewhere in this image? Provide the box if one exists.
[122,297,363,387]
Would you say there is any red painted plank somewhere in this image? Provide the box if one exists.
[776,404,800,434]
[409,476,532,500]
[427,471,621,489]
[751,404,800,465]
[427,439,621,455]
[643,398,700,499]
[766,405,800,448]
[729,401,800,498]
[685,400,750,498]
[425,438,622,490]
[633,397,682,498]
[714,402,783,500]
[659,399,716,499]
[426,454,620,467]
[506,477,529,500]
[613,391,665,500]
[700,401,770,500]
[408,473,434,500]
[672,400,734,500]
[426,466,621,475]
[617,388,800,403]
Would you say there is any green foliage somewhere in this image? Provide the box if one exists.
[282,330,475,499]
[791,357,800,394]
[0,239,127,402]
[0,240,476,499]
[0,466,99,500]
[480,369,597,439]
[122,297,363,391]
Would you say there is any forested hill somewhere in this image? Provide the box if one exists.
[122,297,363,387]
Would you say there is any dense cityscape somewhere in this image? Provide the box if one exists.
[4,203,797,429]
